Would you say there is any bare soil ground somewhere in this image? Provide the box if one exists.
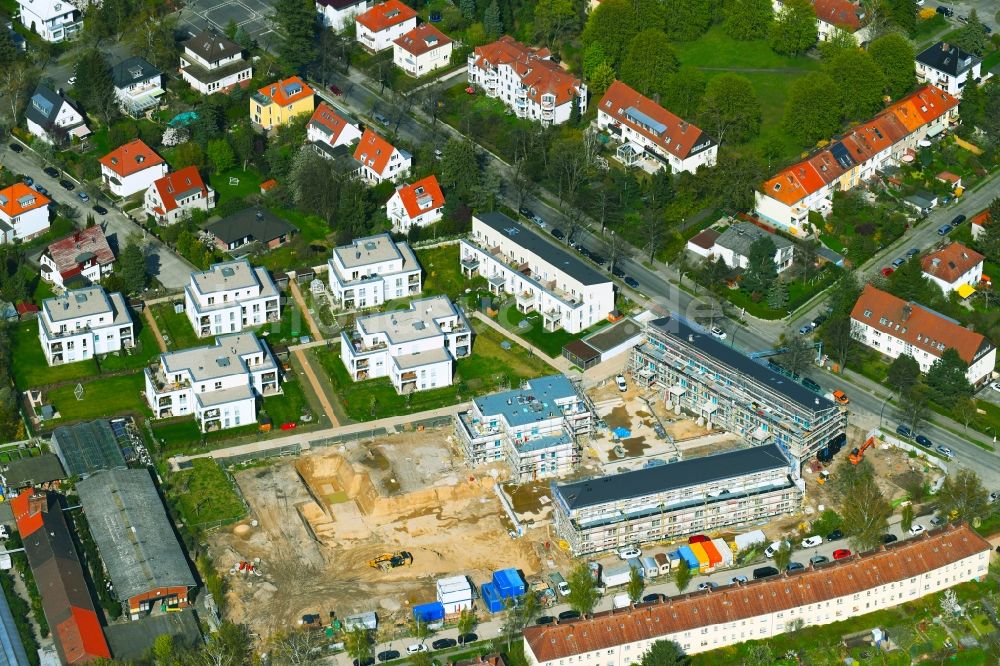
[207,428,541,639]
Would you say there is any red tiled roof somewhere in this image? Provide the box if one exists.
[851,284,993,365]
[599,81,714,161]
[394,175,444,219]
[309,102,357,145]
[473,36,581,106]
[525,524,989,663]
[356,0,417,32]
[921,242,984,284]
[0,182,50,219]
[99,139,165,178]
[394,23,452,55]
[354,128,398,176]
[811,0,865,31]
[44,226,115,279]
[688,228,720,250]
[151,166,208,214]
[937,171,961,184]
[260,179,278,192]
[256,76,313,107]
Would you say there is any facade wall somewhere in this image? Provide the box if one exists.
[0,206,50,243]
[102,163,168,198]
[925,263,983,295]
[26,102,85,143]
[356,18,416,52]
[595,109,718,175]
[393,42,453,76]
[917,61,982,97]
[251,96,315,130]
[318,0,372,30]
[467,56,586,127]
[184,278,280,338]
[127,585,190,619]
[39,318,134,365]
[17,1,81,42]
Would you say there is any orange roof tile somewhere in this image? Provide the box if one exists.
[525,524,990,663]
[0,183,50,219]
[309,102,357,145]
[356,0,417,32]
[851,284,993,365]
[811,0,865,31]
[256,76,313,107]
[921,242,984,284]
[354,128,398,176]
[394,24,452,56]
[151,166,209,214]
[394,175,444,219]
[473,36,581,106]
[99,139,165,178]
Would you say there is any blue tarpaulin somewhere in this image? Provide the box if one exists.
[613,427,631,438]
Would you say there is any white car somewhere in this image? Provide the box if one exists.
[990,381,1000,392]
[730,575,748,584]
[406,644,428,654]
[710,326,726,340]
[557,581,570,597]
[764,540,790,558]
[801,535,823,548]
[909,524,926,536]
[616,375,627,392]
[617,545,642,560]
[68,76,77,86]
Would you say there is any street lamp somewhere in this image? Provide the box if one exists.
[878,392,892,430]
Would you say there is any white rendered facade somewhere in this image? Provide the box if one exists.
[354,2,416,52]
[38,287,134,366]
[184,260,280,338]
[317,0,372,30]
[100,158,167,198]
[179,33,253,95]
[328,233,421,309]
[340,296,471,394]
[144,333,281,432]
[393,25,453,77]
[460,213,615,334]
[16,0,81,42]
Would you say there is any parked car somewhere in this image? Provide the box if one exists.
[431,639,457,650]
[590,253,607,266]
[406,644,428,654]
[811,314,827,328]
[77,191,90,202]
[896,424,913,438]
[827,529,844,541]
[377,651,400,662]
[531,215,546,228]
[906,247,921,258]
[611,265,626,278]
[642,593,663,603]
[786,562,805,572]
[881,533,898,544]
[937,224,952,235]
[373,112,390,126]
[798,322,815,334]
[551,228,565,240]
[21,176,33,186]
[802,377,821,392]
[35,185,49,196]
[536,616,555,625]
[930,515,945,525]
[329,84,343,95]
[951,214,966,226]
[892,258,906,268]
[936,445,954,459]
[801,535,823,548]
[434,148,443,160]
[710,325,726,340]
[696,582,718,591]
[624,276,640,289]
[909,524,926,536]
[881,267,894,277]
[915,434,932,447]
[832,390,849,405]
[832,549,852,560]
[557,581,570,597]
[730,575,749,584]
[8,143,23,153]
[764,540,790,558]
[92,204,108,216]
[43,166,59,178]
[67,76,77,86]
[752,566,779,580]
[809,555,829,566]
[991,381,1000,392]
[458,633,477,645]
[991,492,1000,503]
[616,375,628,392]
[617,545,641,559]
[936,6,953,17]
[557,610,581,621]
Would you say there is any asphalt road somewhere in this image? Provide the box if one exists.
[1,142,195,288]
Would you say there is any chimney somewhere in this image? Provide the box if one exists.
[28,492,47,517]
[942,43,949,53]
[902,304,912,322]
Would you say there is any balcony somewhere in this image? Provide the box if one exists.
[516,290,536,313]
[401,370,418,382]
[146,365,191,393]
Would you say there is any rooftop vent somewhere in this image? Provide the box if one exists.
[216,357,231,367]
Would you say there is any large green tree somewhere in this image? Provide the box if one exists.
[868,33,915,99]
[661,0,714,42]
[783,72,843,145]
[661,68,706,119]
[954,9,989,55]
[886,354,920,397]
[638,640,689,666]
[885,0,917,34]
[273,0,317,72]
[770,0,818,55]
[742,236,778,294]
[484,0,503,37]
[534,0,578,47]
[0,26,17,70]
[836,458,891,552]
[582,0,640,67]
[699,73,761,144]
[73,49,116,124]
[439,139,481,198]
[119,239,147,294]
[725,0,774,40]
[825,49,886,120]
[566,562,599,616]
[939,469,990,524]
[925,348,973,409]
[620,29,679,98]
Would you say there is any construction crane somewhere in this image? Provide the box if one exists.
[849,437,876,465]
[368,551,413,571]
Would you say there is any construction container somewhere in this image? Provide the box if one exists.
[612,593,630,609]
[640,556,658,579]
[688,541,711,572]
[437,575,473,612]
[654,552,671,575]
[437,575,472,597]
[343,611,378,631]
[711,539,733,567]
[734,529,767,552]
[601,564,634,588]
[676,546,700,570]
[701,540,722,568]
[480,582,505,613]
[492,569,526,599]
[413,602,445,623]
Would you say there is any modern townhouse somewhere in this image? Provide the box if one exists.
[916,41,986,98]
[921,242,984,297]
[144,166,216,225]
[455,374,593,482]
[179,29,253,95]
[386,175,445,233]
[552,444,801,555]
[354,128,412,183]
[184,259,280,338]
[393,24,453,77]
[99,139,168,197]
[40,226,115,288]
[25,84,89,144]
[340,295,471,393]
[850,284,996,388]
[307,102,363,153]
[38,286,134,366]
[0,182,50,243]
[597,80,717,175]
[524,524,990,660]
[459,212,615,334]
[773,0,870,44]
[354,0,417,52]
[687,222,794,274]
[112,56,164,117]
[755,85,959,236]
[469,36,588,126]
[328,233,422,309]
[15,0,81,42]
[317,0,372,30]
[251,76,315,131]
[628,316,847,462]
[144,332,281,431]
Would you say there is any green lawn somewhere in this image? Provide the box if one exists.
[150,303,202,350]
[912,14,949,48]
[45,374,149,422]
[260,376,309,426]
[208,166,265,205]
[269,207,333,244]
[96,324,162,372]
[497,308,610,358]
[248,299,306,344]
[166,459,247,527]
[313,321,552,422]
[11,321,98,388]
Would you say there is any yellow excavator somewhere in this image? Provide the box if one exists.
[368,551,413,571]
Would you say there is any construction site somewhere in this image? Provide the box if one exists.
[206,427,542,639]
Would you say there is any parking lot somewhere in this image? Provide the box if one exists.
[177,0,277,46]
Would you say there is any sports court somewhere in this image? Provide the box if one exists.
[177,0,277,46]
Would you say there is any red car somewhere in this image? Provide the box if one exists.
[881,267,894,277]
[329,84,343,96]
[832,549,852,560]
[280,422,297,431]
[688,535,710,544]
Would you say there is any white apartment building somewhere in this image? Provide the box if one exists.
[328,233,422,309]
[597,81,717,175]
[144,333,281,432]
[851,284,996,388]
[99,139,168,198]
[773,0,871,44]
[386,175,444,233]
[460,212,615,334]
[307,102,363,151]
[16,0,81,42]
[921,242,984,297]
[38,286,134,366]
[469,36,588,126]
[916,41,986,98]
[687,222,795,274]
[0,183,50,244]
[393,24,453,77]
[340,296,471,394]
[354,129,412,183]
[143,166,216,225]
[524,524,990,661]
[354,0,417,52]
[111,56,164,117]
[184,259,281,338]
[756,85,959,236]
[455,375,593,482]
[179,29,253,95]
[317,0,372,31]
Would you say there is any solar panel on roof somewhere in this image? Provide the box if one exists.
[624,106,667,134]
[31,94,54,117]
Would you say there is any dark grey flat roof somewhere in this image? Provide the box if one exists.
[476,212,610,287]
[584,318,642,353]
[4,454,66,489]
[648,317,835,413]
[105,608,202,660]
[51,419,126,477]
[556,444,789,510]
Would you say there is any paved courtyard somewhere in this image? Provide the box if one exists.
[177,0,278,47]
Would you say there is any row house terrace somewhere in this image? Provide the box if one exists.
[184,259,280,338]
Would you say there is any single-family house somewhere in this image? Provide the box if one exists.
[99,139,168,197]
[355,0,417,52]
[40,226,115,288]
[0,183,50,243]
[328,233,422,308]
[25,85,89,144]
[353,128,412,183]
[393,24,453,77]
[205,207,298,251]
[38,286,134,366]
[317,0,372,31]
[916,41,985,98]
[112,56,164,117]
[15,0,81,42]
[386,175,444,233]
[250,76,315,131]
[306,102,363,151]
[143,166,216,225]
[179,29,253,95]
[688,222,794,274]
[921,242,984,298]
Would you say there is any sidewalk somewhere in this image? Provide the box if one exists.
[289,279,324,341]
